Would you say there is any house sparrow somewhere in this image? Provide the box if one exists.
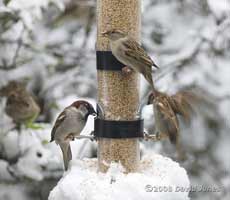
[148,90,179,144]
[50,100,97,170]
[102,29,159,88]
[147,90,186,160]
[0,81,40,128]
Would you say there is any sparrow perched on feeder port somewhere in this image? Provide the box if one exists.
[147,90,192,160]
[0,81,40,128]
[50,100,97,170]
[102,29,159,88]
[147,90,179,144]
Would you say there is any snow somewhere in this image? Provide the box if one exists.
[207,0,230,19]
[49,154,190,200]
[0,184,31,200]
[7,0,64,29]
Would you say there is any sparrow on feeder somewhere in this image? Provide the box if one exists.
[50,100,97,170]
[147,90,187,160]
[147,90,179,144]
[102,29,159,88]
[0,81,40,129]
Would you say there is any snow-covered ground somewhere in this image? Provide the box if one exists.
[49,154,190,200]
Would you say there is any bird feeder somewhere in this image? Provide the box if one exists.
[95,0,142,173]
[49,2,191,199]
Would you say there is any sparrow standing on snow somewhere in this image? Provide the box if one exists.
[102,29,159,88]
[0,81,40,128]
[50,100,97,170]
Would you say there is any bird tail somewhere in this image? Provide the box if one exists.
[169,132,177,145]
[143,68,154,89]
[60,143,72,171]
[176,140,187,161]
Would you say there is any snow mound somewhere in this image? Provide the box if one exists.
[49,154,190,200]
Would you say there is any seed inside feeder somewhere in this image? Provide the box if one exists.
[96,0,141,173]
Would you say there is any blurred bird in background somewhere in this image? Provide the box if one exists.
[0,81,40,129]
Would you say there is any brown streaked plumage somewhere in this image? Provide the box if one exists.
[148,90,191,160]
[102,29,159,88]
[148,90,179,144]
[1,81,40,126]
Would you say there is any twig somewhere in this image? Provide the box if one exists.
[10,26,25,67]
[154,38,204,82]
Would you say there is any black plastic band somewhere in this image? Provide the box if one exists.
[96,51,126,71]
[94,118,144,138]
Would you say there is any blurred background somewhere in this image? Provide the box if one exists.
[0,0,229,199]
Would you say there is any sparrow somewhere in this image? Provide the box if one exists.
[102,29,159,88]
[0,81,40,128]
[50,100,97,170]
[147,90,187,160]
[147,90,179,144]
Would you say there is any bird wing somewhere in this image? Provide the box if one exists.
[50,110,66,142]
[170,92,195,123]
[155,97,179,144]
[123,37,158,68]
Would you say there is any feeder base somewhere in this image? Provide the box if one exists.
[49,154,190,200]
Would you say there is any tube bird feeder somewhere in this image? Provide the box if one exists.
[96,0,141,173]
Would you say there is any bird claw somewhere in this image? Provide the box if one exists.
[143,132,156,141]
[122,66,132,75]
[143,131,162,141]
[66,133,75,141]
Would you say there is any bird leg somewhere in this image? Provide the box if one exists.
[143,132,160,141]
[122,66,133,75]
[156,132,169,140]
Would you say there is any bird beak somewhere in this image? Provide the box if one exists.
[89,107,97,117]
[96,103,105,118]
